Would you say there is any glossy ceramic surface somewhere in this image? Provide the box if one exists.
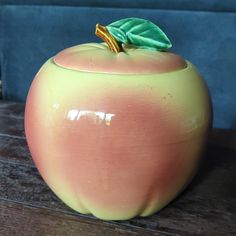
[25,54,211,220]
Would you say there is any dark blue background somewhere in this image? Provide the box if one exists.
[0,0,235,129]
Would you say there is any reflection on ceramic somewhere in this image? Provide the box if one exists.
[25,18,212,221]
[66,109,115,126]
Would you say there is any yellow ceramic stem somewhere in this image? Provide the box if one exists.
[95,24,122,53]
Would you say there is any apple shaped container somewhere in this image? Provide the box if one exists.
[25,18,212,220]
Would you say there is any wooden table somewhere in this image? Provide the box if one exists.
[0,101,235,236]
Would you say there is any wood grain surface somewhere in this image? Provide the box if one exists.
[0,101,235,236]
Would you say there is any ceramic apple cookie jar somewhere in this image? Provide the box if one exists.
[25,18,212,220]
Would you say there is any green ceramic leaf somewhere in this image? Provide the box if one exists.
[106,17,172,51]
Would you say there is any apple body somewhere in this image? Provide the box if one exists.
[25,43,211,220]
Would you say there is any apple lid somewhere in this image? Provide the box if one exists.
[53,43,187,74]
[54,18,187,74]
